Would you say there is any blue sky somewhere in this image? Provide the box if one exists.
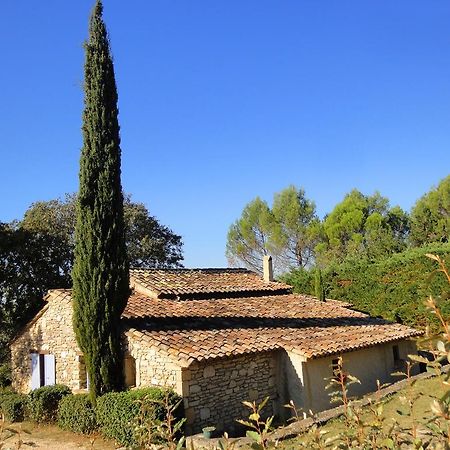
[1,1,449,267]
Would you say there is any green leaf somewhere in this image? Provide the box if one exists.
[246,430,261,443]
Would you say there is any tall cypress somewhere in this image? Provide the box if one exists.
[315,268,325,302]
[72,0,129,399]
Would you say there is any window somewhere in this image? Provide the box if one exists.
[31,353,55,389]
[393,344,403,369]
[124,355,136,388]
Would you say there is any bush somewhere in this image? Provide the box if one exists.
[57,394,97,434]
[0,363,12,388]
[96,387,183,447]
[284,243,450,330]
[0,392,28,422]
[28,384,71,423]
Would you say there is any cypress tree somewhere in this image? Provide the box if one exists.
[72,0,129,399]
[315,268,325,301]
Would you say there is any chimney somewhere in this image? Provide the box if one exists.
[263,255,273,282]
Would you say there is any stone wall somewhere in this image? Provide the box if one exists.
[11,297,83,392]
[124,330,184,393]
[181,351,279,435]
[11,299,185,395]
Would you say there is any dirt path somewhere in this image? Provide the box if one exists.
[1,422,116,450]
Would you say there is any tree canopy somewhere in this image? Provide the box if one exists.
[226,197,275,273]
[315,190,409,264]
[72,0,130,397]
[226,186,318,272]
[21,194,183,270]
[410,175,450,246]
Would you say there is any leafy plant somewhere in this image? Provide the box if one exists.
[0,392,28,423]
[57,393,97,434]
[236,397,274,449]
[134,387,186,450]
[28,384,71,423]
[96,387,182,447]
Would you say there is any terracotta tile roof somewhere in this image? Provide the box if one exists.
[130,268,292,300]
[123,293,422,364]
[45,288,422,367]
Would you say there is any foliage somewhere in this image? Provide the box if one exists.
[20,194,183,269]
[0,364,11,388]
[28,384,71,423]
[0,392,28,422]
[123,197,183,268]
[134,388,186,450]
[57,394,97,434]
[316,190,410,265]
[284,243,450,330]
[314,268,325,301]
[96,387,182,447]
[226,197,276,273]
[72,0,129,398]
[410,174,450,246]
[236,397,274,449]
[270,186,319,269]
[0,223,71,363]
[227,187,318,273]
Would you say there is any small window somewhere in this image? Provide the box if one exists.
[31,353,55,389]
[393,345,400,363]
[124,355,136,388]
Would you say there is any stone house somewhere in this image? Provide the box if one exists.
[11,259,421,435]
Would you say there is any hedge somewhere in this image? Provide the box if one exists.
[96,387,182,447]
[57,394,97,434]
[0,392,28,422]
[28,384,71,423]
[0,363,11,388]
[282,243,450,330]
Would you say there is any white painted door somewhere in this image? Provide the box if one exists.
[44,354,55,386]
[31,353,40,390]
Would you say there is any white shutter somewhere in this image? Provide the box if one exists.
[44,354,56,386]
[31,353,40,390]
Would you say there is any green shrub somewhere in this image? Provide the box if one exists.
[96,387,183,447]
[284,243,450,330]
[28,384,71,423]
[0,387,14,403]
[0,392,28,422]
[0,363,11,388]
[57,394,97,434]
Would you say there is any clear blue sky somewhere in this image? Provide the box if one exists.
[1,1,449,267]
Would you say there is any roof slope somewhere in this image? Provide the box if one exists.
[130,268,292,300]
[122,293,422,365]
[42,271,422,367]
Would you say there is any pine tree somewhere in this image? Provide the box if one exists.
[72,0,129,399]
[315,268,325,301]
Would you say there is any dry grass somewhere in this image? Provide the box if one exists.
[0,420,115,450]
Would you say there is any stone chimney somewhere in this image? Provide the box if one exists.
[263,255,273,282]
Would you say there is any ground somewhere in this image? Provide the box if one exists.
[0,421,115,450]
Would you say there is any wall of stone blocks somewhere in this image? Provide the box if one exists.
[11,298,84,393]
[123,331,184,394]
[181,351,279,435]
